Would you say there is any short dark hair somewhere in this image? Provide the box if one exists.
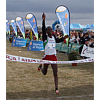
[46,26,52,31]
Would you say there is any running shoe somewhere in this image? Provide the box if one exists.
[55,90,59,95]
[38,64,42,71]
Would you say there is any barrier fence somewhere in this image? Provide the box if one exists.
[56,42,83,53]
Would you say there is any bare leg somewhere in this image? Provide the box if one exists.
[41,64,49,75]
[51,64,58,90]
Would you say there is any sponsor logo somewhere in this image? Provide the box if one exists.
[65,13,68,18]
[33,24,36,28]
[49,40,54,41]
[13,39,15,42]
[72,45,76,48]
[21,21,23,24]
[33,19,35,22]
[30,42,32,45]
[64,21,68,26]
[29,46,31,50]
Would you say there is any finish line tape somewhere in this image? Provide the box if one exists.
[6,54,94,64]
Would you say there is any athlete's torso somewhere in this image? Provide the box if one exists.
[44,36,56,55]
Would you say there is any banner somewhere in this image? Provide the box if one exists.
[56,42,62,50]
[12,38,27,47]
[15,17,25,39]
[6,20,10,35]
[10,20,17,36]
[55,5,70,46]
[28,41,44,51]
[60,43,72,52]
[71,43,83,52]
[56,43,82,53]
[6,54,94,64]
[81,44,94,58]
[25,14,38,40]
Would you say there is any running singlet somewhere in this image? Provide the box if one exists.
[44,36,56,55]
[42,20,64,55]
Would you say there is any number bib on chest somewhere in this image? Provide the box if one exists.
[44,36,56,55]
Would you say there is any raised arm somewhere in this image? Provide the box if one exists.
[42,13,47,42]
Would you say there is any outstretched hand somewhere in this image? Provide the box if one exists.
[63,35,69,40]
[42,12,46,21]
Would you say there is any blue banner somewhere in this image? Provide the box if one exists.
[6,20,10,35]
[15,17,25,39]
[28,41,44,51]
[55,5,70,46]
[12,38,27,47]
[25,14,38,40]
[10,20,17,36]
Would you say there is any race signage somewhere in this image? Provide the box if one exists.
[15,17,25,39]
[12,38,27,47]
[6,20,10,35]
[28,41,44,51]
[55,5,70,46]
[81,44,94,58]
[10,20,17,36]
[25,14,38,40]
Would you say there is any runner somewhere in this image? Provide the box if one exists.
[38,13,69,94]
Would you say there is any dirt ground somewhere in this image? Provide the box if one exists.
[6,40,94,100]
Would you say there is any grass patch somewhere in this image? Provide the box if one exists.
[6,40,94,100]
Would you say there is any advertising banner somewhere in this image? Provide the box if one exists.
[25,14,38,40]
[56,42,62,50]
[10,20,17,36]
[28,41,44,51]
[60,43,71,52]
[56,43,83,53]
[81,44,94,58]
[55,5,70,46]
[71,43,83,52]
[6,20,10,35]
[12,38,27,47]
[15,17,25,39]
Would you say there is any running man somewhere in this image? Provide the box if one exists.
[38,13,69,94]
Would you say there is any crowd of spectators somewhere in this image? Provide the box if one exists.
[69,30,94,48]
[8,28,94,49]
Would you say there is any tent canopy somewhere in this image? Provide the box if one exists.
[85,24,90,29]
[70,23,85,30]
[89,24,94,29]
[52,21,94,31]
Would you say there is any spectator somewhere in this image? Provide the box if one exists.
[91,32,94,39]
[33,34,36,40]
[57,31,63,39]
[85,38,90,46]
[73,30,76,36]
[84,32,90,42]
[69,32,75,43]
[79,33,85,54]
[79,33,85,44]
[75,32,80,44]
[89,38,94,48]
[39,32,42,41]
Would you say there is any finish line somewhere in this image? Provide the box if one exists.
[6,54,94,64]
